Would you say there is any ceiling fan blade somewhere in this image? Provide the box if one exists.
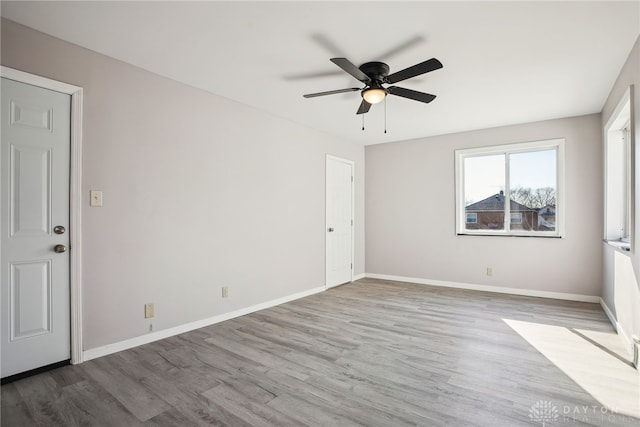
[303,87,361,98]
[312,33,347,57]
[330,58,371,84]
[385,58,443,84]
[387,86,436,103]
[356,99,371,115]
[285,70,344,81]
[375,35,425,61]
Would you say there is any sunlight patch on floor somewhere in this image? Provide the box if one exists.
[503,318,640,419]
[574,328,634,365]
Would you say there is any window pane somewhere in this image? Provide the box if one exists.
[606,122,631,243]
[509,149,556,231]
[464,154,505,230]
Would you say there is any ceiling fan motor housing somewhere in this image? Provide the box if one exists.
[358,61,390,81]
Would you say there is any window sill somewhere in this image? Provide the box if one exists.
[605,240,631,252]
[458,232,561,238]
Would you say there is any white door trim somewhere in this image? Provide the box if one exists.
[325,154,355,289]
[1,66,84,364]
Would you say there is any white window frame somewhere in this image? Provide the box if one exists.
[604,85,634,251]
[466,212,478,224]
[455,138,565,237]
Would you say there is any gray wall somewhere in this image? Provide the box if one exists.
[1,19,365,350]
[601,35,640,344]
[366,114,603,296]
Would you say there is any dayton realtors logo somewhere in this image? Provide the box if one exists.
[528,400,633,425]
[529,400,559,426]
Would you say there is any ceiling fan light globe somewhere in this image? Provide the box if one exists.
[362,88,386,104]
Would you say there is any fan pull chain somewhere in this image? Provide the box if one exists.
[362,114,365,131]
[384,97,387,134]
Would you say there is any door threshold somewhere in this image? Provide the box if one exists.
[1,359,70,384]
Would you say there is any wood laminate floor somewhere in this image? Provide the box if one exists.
[2,278,639,426]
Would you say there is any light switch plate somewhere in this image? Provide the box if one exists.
[90,190,103,207]
[144,303,155,318]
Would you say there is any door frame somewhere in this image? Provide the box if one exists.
[1,66,84,364]
[325,154,355,289]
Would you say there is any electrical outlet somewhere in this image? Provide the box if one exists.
[486,267,493,277]
[144,303,155,318]
[222,286,229,298]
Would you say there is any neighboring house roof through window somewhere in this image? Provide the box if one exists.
[465,191,536,212]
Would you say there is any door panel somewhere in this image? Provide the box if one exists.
[326,156,353,288]
[1,78,71,378]
[10,261,52,340]
[10,144,52,236]
[10,100,53,131]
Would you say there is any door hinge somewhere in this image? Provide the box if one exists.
[351,175,354,182]
[351,263,353,269]
[351,219,353,226]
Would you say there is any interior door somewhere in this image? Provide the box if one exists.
[326,155,353,288]
[1,77,71,378]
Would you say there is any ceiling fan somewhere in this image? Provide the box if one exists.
[303,57,443,114]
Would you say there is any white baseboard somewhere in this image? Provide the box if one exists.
[83,285,325,362]
[364,273,601,303]
[600,298,634,359]
[600,297,618,329]
[352,273,366,281]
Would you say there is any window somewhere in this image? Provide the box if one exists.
[605,86,634,250]
[510,212,522,224]
[455,138,564,237]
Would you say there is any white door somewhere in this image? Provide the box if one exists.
[1,78,71,378]
[326,155,353,288]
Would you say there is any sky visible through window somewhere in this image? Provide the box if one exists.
[464,149,556,205]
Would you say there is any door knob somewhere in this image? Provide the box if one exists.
[327,228,334,232]
[53,225,66,235]
[53,244,67,253]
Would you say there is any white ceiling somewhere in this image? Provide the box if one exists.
[2,1,639,145]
